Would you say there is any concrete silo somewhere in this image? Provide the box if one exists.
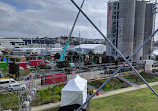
[118,0,136,58]
[143,3,155,60]
[133,1,146,62]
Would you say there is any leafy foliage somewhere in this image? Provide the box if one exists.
[124,72,158,84]
[56,60,70,68]
[54,53,60,60]
[33,85,64,106]
[9,62,19,78]
[1,50,8,55]
[88,78,129,92]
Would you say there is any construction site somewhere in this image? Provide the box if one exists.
[0,0,158,111]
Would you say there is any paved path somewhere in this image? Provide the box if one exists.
[32,102,61,111]
[31,81,158,111]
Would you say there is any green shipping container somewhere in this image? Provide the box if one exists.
[0,62,8,69]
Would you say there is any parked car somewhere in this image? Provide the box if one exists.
[8,83,26,92]
[0,79,18,89]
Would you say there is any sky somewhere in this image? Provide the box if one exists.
[0,0,157,40]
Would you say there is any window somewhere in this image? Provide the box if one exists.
[11,81,16,83]
[0,81,9,84]
[140,57,142,60]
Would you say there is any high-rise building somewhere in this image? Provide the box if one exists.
[106,0,157,61]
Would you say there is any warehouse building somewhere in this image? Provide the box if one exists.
[74,44,106,54]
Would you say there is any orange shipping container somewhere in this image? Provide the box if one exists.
[20,56,26,62]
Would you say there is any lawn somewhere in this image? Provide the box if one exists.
[41,85,158,111]
[88,72,158,92]
[32,85,64,106]
[0,93,19,110]
[0,85,64,110]
[89,85,158,111]
[88,78,130,92]
[19,68,31,77]
[124,72,158,85]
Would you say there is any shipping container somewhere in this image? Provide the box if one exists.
[20,56,26,62]
[30,60,45,66]
[16,62,27,69]
[0,62,7,69]
[41,72,67,85]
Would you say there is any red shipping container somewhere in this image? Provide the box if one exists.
[45,72,67,84]
[16,62,27,69]
[51,56,54,59]
[30,60,45,66]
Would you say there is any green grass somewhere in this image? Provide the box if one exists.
[0,85,64,110]
[88,78,130,92]
[2,69,9,75]
[124,72,158,85]
[88,72,158,92]
[19,68,31,76]
[41,85,158,111]
[0,93,19,110]
[32,85,64,106]
[89,85,158,111]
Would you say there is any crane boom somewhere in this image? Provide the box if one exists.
[59,0,85,62]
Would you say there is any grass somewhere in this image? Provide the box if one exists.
[19,68,31,77]
[124,72,158,85]
[89,85,158,111]
[41,85,158,111]
[0,84,64,110]
[88,78,130,92]
[0,93,19,110]
[88,72,158,92]
[32,85,64,106]
[2,69,9,75]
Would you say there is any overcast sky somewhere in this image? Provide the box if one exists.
[0,0,157,40]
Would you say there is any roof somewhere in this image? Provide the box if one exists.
[153,50,158,55]
[0,79,14,82]
[74,44,105,49]
[62,75,87,91]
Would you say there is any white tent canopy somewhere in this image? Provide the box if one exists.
[61,75,87,107]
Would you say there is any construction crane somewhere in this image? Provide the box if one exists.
[58,0,85,62]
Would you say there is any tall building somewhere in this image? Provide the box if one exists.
[106,0,157,61]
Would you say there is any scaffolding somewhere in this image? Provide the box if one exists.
[107,1,119,58]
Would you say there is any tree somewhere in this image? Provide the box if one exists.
[9,62,19,78]
[54,52,60,60]
[155,55,158,61]
[56,60,70,68]
[73,52,79,62]
[67,51,73,62]
[2,50,8,55]
[103,51,106,55]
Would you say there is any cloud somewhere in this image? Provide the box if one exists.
[0,0,157,41]
[0,0,108,39]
